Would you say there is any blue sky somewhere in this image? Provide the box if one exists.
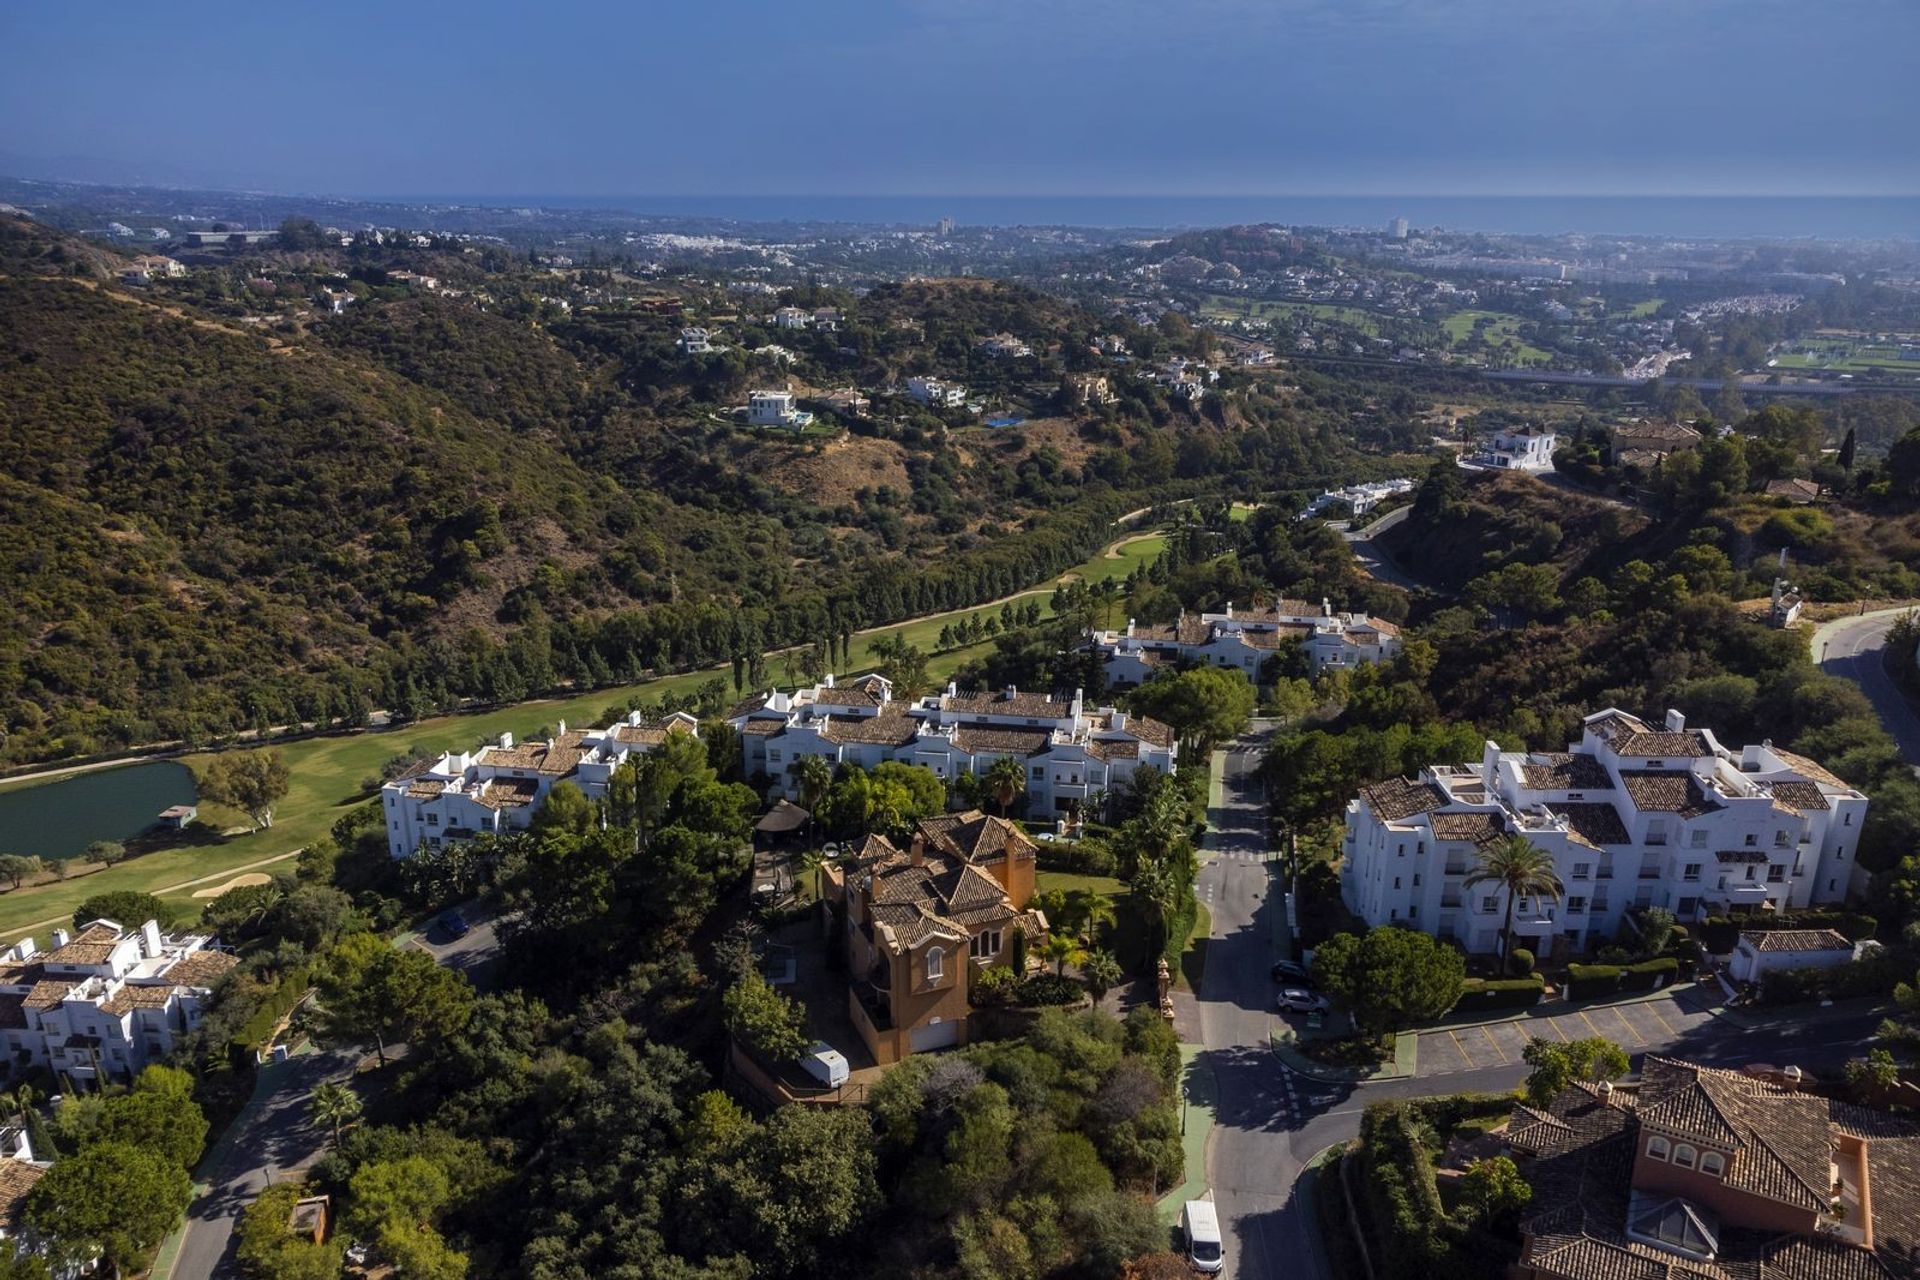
[3,0,1915,196]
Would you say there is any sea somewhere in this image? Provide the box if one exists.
[406,194,1920,239]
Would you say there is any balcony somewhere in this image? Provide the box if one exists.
[1443,863,1469,877]
[1713,880,1771,905]
[1440,895,1464,909]
[1638,868,1663,880]
[1595,868,1615,880]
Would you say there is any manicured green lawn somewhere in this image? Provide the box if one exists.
[1200,296,1385,336]
[1441,310,1552,365]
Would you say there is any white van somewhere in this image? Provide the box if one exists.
[800,1041,849,1089]
[1181,1198,1224,1273]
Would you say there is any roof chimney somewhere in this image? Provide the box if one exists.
[909,835,926,868]
[51,929,69,950]
[1004,827,1024,859]
[628,709,644,726]
[498,731,514,749]
[1597,1080,1613,1101]
[823,672,835,688]
[1003,685,1017,700]
[141,920,163,959]
[1664,709,1686,733]
[1322,597,1332,618]
[1225,601,1234,619]
[557,719,566,736]
[1126,618,1136,638]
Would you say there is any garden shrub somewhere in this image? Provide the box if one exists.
[1451,976,1543,1013]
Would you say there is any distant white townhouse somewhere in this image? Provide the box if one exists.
[729,675,1177,821]
[680,327,714,354]
[748,388,814,428]
[753,344,796,365]
[979,333,1033,358]
[906,376,968,408]
[1302,478,1415,519]
[1473,425,1557,471]
[1091,600,1403,683]
[380,713,700,858]
[0,919,237,1089]
[773,306,813,330]
[1067,373,1118,407]
[1340,708,1868,958]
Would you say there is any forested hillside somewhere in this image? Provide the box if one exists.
[0,214,1369,765]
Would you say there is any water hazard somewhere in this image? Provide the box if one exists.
[0,761,198,859]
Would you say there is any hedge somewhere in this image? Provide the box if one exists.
[1565,957,1677,1001]
[1451,976,1544,1013]
[229,965,312,1063]
[1759,946,1913,1007]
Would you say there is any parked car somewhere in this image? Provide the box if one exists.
[1180,1198,1224,1274]
[435,910,471,941]
[1270,960,1311,985]
[800,1041,849,1089]
[1277,988,1330,1014]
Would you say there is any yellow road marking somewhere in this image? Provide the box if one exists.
[1448,1030,1473,1065]
[1644,1000,1681,1039]
[1478,1024,1510,1064]
[1604,1004,1644,1045]
[1578,1010,1604,1038]
[1540,1017,1572,1043]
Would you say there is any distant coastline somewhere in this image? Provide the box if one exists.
[382,193,1920,238]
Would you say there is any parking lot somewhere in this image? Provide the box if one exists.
[1415,985,1720,1076]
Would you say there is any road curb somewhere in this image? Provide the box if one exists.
[1270,1027,1418,1084]
[1157,1043,1219,1224]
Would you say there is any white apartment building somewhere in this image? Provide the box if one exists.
[0,919,237,1089]
[748,389,814,428]
[1091,600,1403,683]
[979,333,1033,358]
[1302,478,1415,519]
[730,674,1177,820]
[1340,708,1868,959]
[773,306,813,329]
[1473,425,1558,471]
[906,376,967,407]
[381,712,700,858]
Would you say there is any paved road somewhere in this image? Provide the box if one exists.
[1339,506,1428,594]
[1813,607,1920,768]
[173,1047,358,1280]
[1186,735,1884,1280]
[170,910,505,1280]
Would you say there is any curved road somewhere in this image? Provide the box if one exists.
[1813,607,1920,769]
[1338,506,1429,594]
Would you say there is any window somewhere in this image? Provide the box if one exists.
[1845,812,1853,827]
[769,749,782,762]
[926,948,945,982]
[1682,864,1701,882]
[1573,863,1591,881]
[1745,864,1758,881]
[1408,906,1420,920]
[1690,829,1708,849]
[1394,877,1401,890]
[1567,896,1586,914]
[1480,897,1498,914]
[1774,831,1790,848]
[970,930,1002,959]
[1647,821,1668,847]
[1699,1152,1725,1177]
[1744,833,1757,847]
[1678,897,1699,917]
[426,813,439,827]
[1417,841,1426,856]
[1647,1137,1670,1161]
[1647,760,1665,768]
[1030,766,1044,780]
[1672,1145,1697,1170]
[1413,874,1421,887]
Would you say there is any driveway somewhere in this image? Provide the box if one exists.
[402,905,506,991]
[1813,607,1920,768]
[1339,506,1429,595]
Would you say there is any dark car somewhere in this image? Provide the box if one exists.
[436,910,472,941]
[1270,960,1311,985]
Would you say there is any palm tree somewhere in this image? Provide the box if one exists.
[307,1081,362,1148]
[1463,834,1564,965]
[1065,889,1117,947]
[984,756,1027,819]
[1041,934,1082,977]
[791,754,834,843]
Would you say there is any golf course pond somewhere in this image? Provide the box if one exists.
[0,761,199,860]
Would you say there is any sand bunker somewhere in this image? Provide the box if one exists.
[191,872,273,899]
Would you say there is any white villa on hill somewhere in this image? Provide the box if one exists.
[1090,600,1402,682]
[0,918,237,1088]
[1340,708,1867,958]
[729,674,1176,820]
[906,376,968,407]
[1473,425,1558,471]
[748,389,814,428]
[381,713,700,858]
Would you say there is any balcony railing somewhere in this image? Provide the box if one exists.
[1440,895,1463,909]
[1443,863,1468,876]
[1638,869,1662,880]
[1595,868,1615,880]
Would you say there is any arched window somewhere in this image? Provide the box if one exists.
[1672,1144,1697,1170]
[1699,1152,1725,1178]
[926,947,945,982]
[1646,1137,1670,1162]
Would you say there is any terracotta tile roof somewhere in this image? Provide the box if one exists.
[45,928,121,965]
[726,692,772,720]
[1119,715,1175,749]
[1765,478,1822,503]
[102,984,175,1016]
[920,810,1036,865]
[1086,738,1141,762]
[0,1160,44,1233]
[0,960,45,987]
[1618,771,1722,818]
[406,779,448,799]
[1635,1058,1829,1211]
[1428,811,1505,849]
[1358,777,1450,822]
[22,980,72,1010]
[1772,749,1849,791]
[1590,712,1713,758]
[1524,753,1617,791]
[1553,802,1634,847]
[476,776,541,809]
[953,726,1052,756]
[1768,781,1830,812]
[739,719,784,735]
[944,689,1071,719]
[165,949,237,988]
[483,732,587,774]
[1740,929,1850,953]
[819,712,919,747]
[813,687,881,709]
[841,834,902,868]
[1272,598,1321,617]
[611,721,691,748]
[1351,617,1401,638]
[393,757,438,782]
